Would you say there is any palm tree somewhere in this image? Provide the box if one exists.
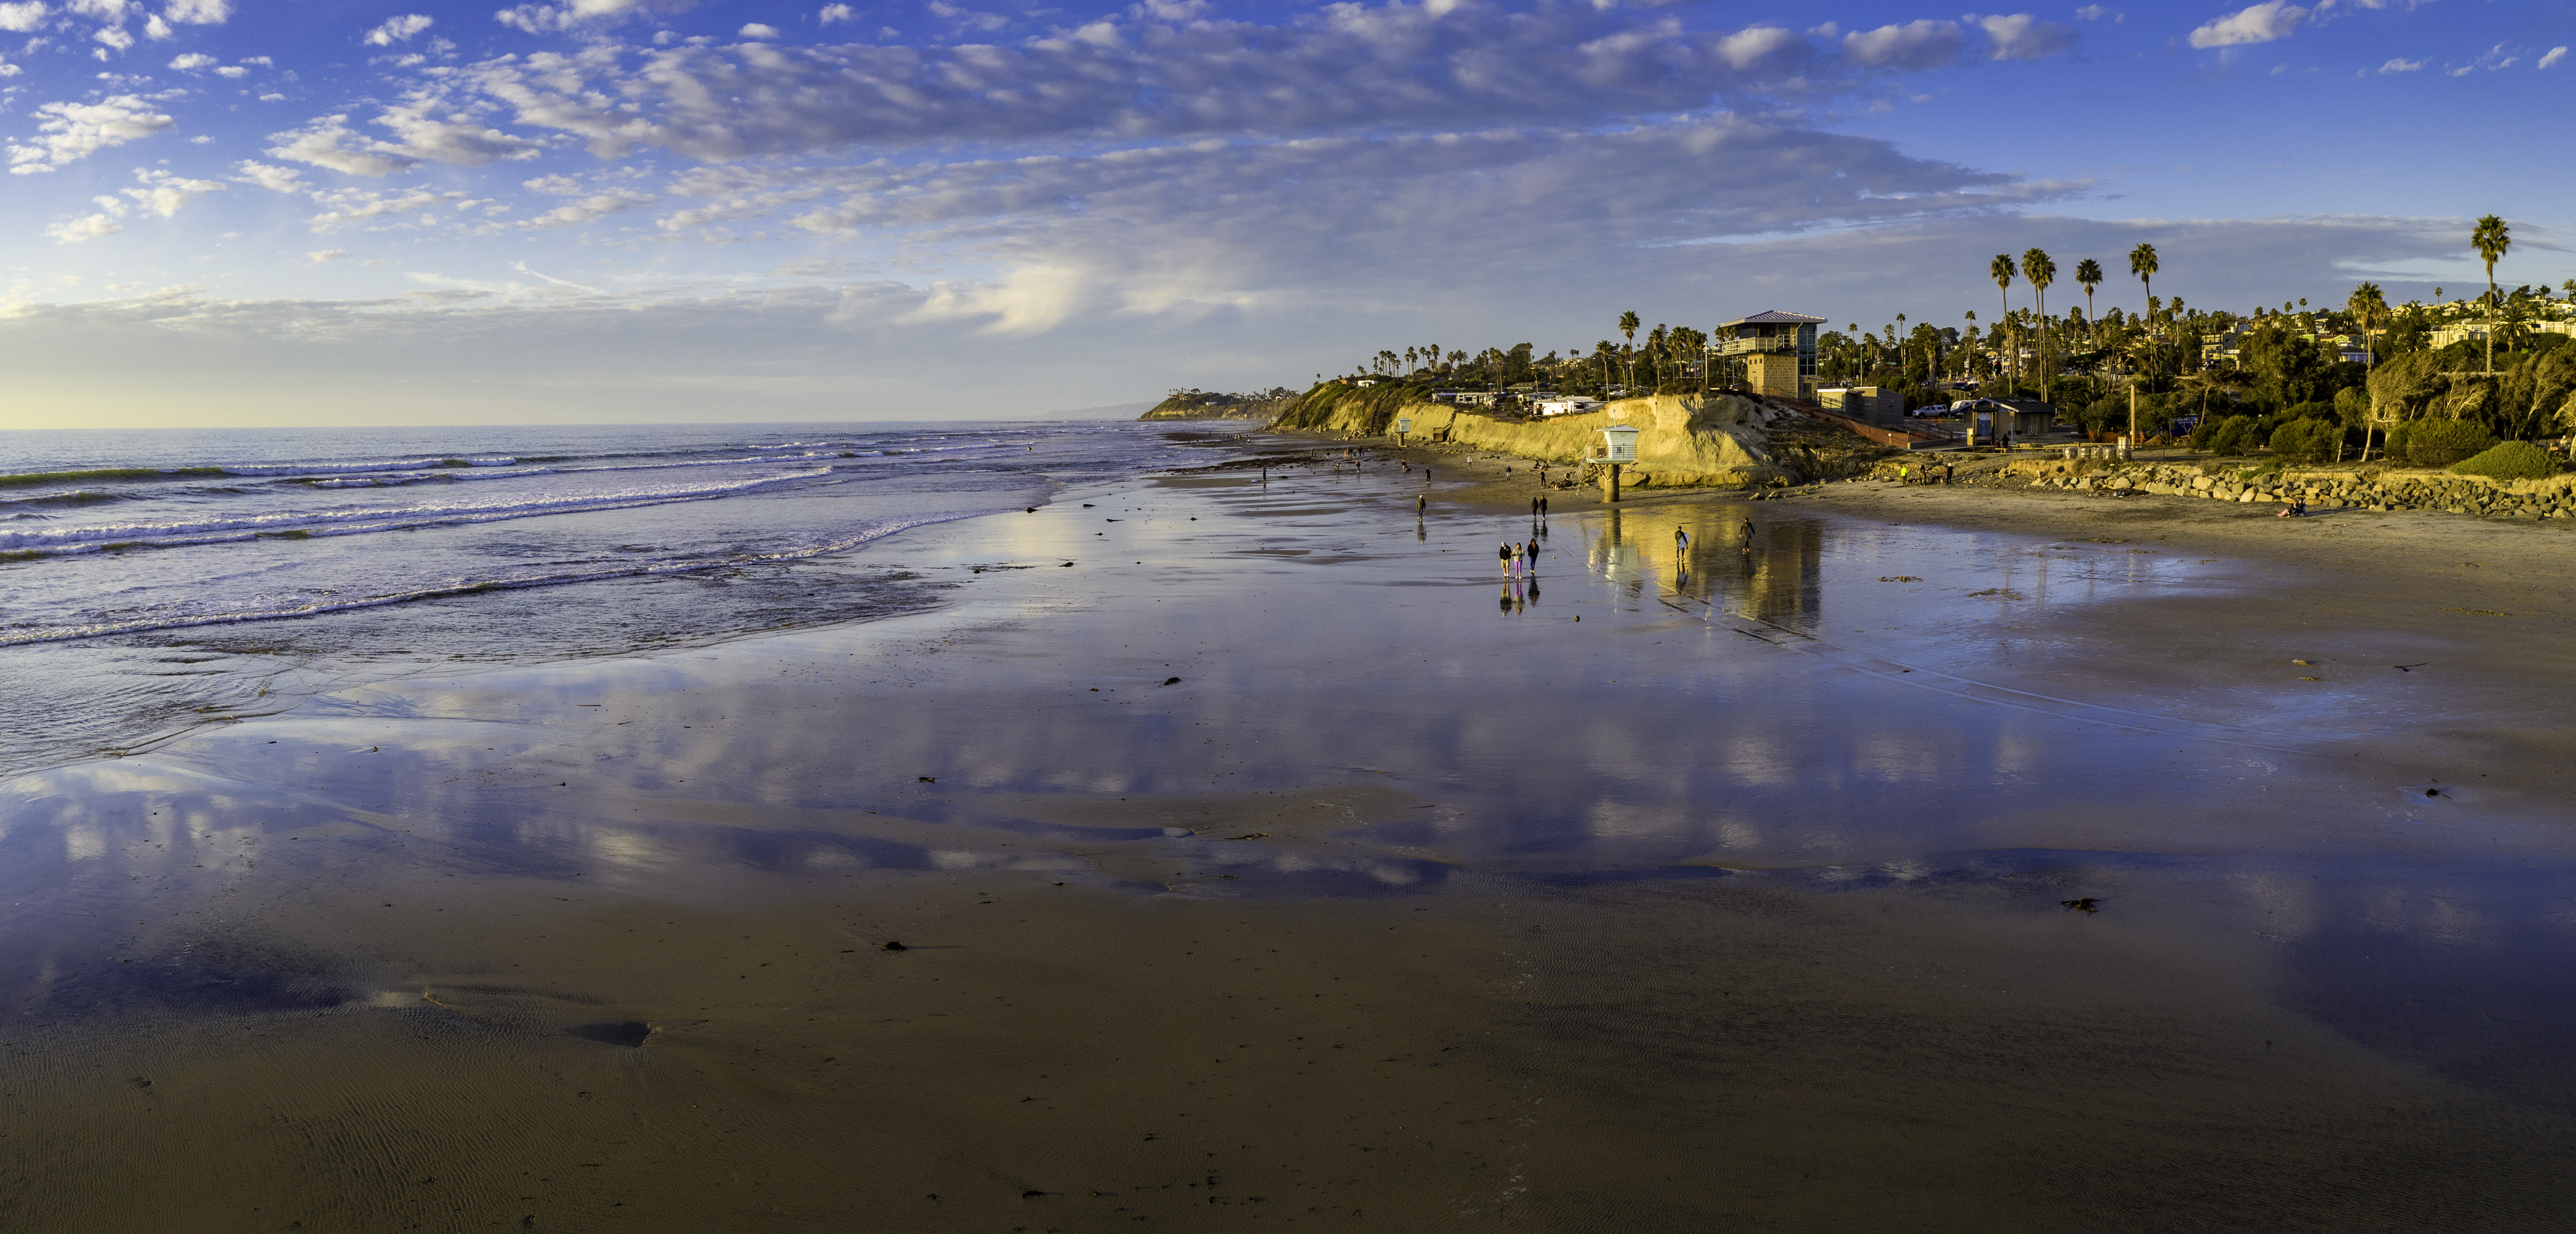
[1962,310,1976,384]
[2472,214,2510,374]
[2023,247,2056,404]
[1989,254,2017,392]
[2346,281,2387,366]
[2129,243,2159,392]
[2075,258,2103,346]
[1618,310,1641,387]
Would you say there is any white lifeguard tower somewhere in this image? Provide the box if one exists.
[1595,422,1641,502]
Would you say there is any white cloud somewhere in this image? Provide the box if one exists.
[2188,2,2305,49]
[267,115,419,176]
[1976,13,2076,60]
[167,51,214,69]
[65,0,130,19]
[7,94,175,173]
[1713,25,1803,70]
[451,10,1855,162]
[305,247,349,263]
[1841,20,1963,70]
[925,2,1006,33]
[364,14,433,46]
[122,166,223,216]
[692,116,2075,339]
[2541,47,2568,71]
[370,97,545,166]
[521,188,655,228]
[494,0,678,34]
[231,159,307,192]
[2377,57,2420,73]
[93,24,134,50]
[2072,4,2115,20]
[162,0,228,22]
[0,2,48,34]
[143,12,168,38]
[737,22,779,39]
[817,3,855,23]
[43,167,220,241]
[266,102,542,178]
[215,63,245,76]
[48,210,126,243]
[305,186,468,233]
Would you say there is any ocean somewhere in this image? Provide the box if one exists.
[0,420,1234,781]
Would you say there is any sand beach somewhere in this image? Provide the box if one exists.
[4,430,2574,1230]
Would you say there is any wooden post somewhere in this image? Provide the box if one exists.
[1606,463,1622,502]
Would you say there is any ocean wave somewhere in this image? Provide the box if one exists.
[0,458,519,489]
[0,489,128,510]
[0,468,833,558]
[302,451,874,488]
[0,510,992,648]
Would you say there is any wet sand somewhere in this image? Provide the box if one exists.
[5,442,2575,1230]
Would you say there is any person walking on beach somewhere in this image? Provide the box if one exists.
[1500,541,1514,578]
[1675,526,1690,554]
[1739,517,1755,556]
[1538,495,1547,517]
[1416,494,1427,516]
[1524,538,1540,574]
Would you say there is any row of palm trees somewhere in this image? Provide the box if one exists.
[1983,243,2161,403]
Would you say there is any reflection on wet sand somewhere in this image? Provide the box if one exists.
[1584,502,1826,627]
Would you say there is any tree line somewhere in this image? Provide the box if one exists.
[1305,214,2570,457]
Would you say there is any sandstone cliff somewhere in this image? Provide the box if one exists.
[1272,381,1887,488]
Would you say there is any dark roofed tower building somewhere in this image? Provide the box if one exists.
[1718,310,1826,400]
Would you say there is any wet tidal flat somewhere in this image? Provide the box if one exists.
[5,458,2575,1230]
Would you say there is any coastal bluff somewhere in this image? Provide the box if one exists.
[1140,389,1296,420]
[1261,381,1888,488]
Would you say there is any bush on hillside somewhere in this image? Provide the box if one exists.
[2195,414,2258,455]
[2267,417,2340,463]
[2449,440,2561,481]
[2393,418,2497,467]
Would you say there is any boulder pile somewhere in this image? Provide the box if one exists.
[1989,458,2576,520]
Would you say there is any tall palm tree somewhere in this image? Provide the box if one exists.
[2472,214,2510,374]
[1962,310,1976,384]
[1990,254,2017,392]
[2022,247,2056,404]
[1618,310,1641,387]
[2129,242,2159,392]
[2075,258,2103,346]
[2346,281,2387,366]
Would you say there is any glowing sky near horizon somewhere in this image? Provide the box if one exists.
[0,0,2568,426]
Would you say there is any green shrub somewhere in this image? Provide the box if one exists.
[2399,418,2497,467]
[2267,418,2340,463]
[2203,415,2257,455]
[2449,440,2561,481]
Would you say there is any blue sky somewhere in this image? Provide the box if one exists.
[1,0,2567,426]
